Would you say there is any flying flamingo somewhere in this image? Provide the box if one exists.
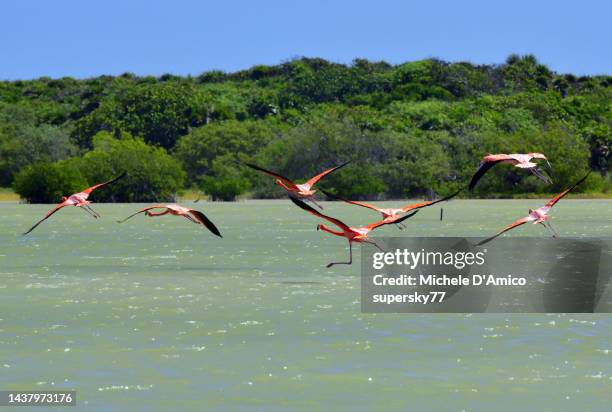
[321,188,462,229]
[117,204,222,237]
[290,197,419,267]
[476,171,590,246]
[23,172,126,235]
[469,153,552,190]
[245,161,350,209]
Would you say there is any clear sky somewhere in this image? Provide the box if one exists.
[1,0,610,80]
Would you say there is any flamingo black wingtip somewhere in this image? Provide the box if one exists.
[406,209,419,218]
[112,171,127,181]
[444,188,464,200]
[208,224,223,238]
[290,196,315,213]
[337,160,351,169]
[244,162,260,170]
[475,237,494,247]
[290,196,306,208]
[395,209,419,224]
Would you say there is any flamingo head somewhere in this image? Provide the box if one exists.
[316,224,322,231]
[145,211,152,217]
[61,196,68,202]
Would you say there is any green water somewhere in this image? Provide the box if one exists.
[0,199,611,411]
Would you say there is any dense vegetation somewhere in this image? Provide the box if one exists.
[1,54,609,202]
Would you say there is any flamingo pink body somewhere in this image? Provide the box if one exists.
[276,181,317,197]
[290,197,418,267]
[470,153,551,190]
[476,171,590,245]
[483,153,548,168]
[23,172,126,235]
[321,189,461,229]
[146,204,195,217]
[245,161,349,209]
[117,204,222,237]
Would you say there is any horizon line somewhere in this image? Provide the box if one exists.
[2,54,610,82]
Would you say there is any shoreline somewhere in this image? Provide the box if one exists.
[1,196,611,204]
[2,187,611,203]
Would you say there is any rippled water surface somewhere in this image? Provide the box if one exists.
[0,200,611,411]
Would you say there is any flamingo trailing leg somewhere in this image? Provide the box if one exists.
[290,197,418,268]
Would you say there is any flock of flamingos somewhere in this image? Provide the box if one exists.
[22,152,590,268]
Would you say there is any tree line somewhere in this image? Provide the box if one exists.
[0,54,609,202]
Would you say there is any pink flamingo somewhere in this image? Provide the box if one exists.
[117,204,222,237]
[321,188,461,229]
[23,172,126,235]
[469,153,552,190]
[476,171,590,246]
[245,161,349,209]
[290,197,418,267]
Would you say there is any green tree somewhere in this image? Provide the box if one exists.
[255,112,387,198]
[200,157,251,201]
[73,131,185,202]
[174,119,279,199]
[1,54,608,200]
[73,83,212,149]
[13,161,87,203]
[0,103,76,185]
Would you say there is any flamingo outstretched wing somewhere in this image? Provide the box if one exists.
[320,189,382,213]
[78,171,127,198]
[476,215,536,246]
[290,197,351,232]
[23,201,70,235]
[401,189,462,212]
[469,159,507,190]
[116,205,167,223]
[303,161,350,189]
[188,209,222,237]
[365,210,419,231]
[545,171,591,209]
[245,163,299,190]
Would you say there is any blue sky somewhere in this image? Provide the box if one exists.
[1,0,610,80]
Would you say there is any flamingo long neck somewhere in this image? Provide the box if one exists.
[148,210,170,217]
[319,224,345,237]
[276,180,292,191]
